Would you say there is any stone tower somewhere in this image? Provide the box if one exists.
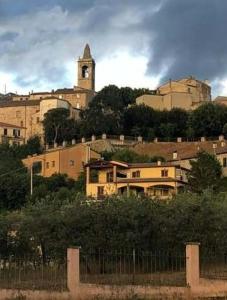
[77,44,95,91]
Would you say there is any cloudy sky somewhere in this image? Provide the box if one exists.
[0,0,227,97]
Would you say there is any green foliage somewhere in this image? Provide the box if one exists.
[40,86,227,141]
[111,149,164,163]
[2,192,227,259]
[223,123,227,137]
[43,108,80,144]
[0,173,29,211]
[187,151,222,193]
[189,103,227,137]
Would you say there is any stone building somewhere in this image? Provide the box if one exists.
[11,44,96,110]
[0,121,25,145]
[136,76,211,111]
[0,44,96,143]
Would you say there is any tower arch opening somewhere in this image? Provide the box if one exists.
[82,65,89,78]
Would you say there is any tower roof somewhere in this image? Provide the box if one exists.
[83,44,92,59]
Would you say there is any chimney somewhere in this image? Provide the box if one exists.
[120,135,124,144]
[212,142,217,149]
[54,142,58,148]
[72,139,76,145]
[91,135,96,142]
[137,136,143,143]
[154,137,158,143]
[177,137,182,143]
[201,137,206,142]
[102,133,107,140]
[173,151,178,160]
[157,160,162,166]
[81,137,86,143]
[219,135,224,141]
[62,141,66,147]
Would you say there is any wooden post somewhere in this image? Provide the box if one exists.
[67,247,80,295]
[186,242,200,287]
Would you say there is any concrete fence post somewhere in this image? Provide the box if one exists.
[185,242,200,288]
[67,247,80,295]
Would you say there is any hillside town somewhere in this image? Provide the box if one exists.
[1,44,227,201]
[2,20,227,300]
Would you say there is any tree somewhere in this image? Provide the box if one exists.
[223,123,227,138]
[43,108,71,144]
[187,151,222,193]
[123,105,156,137]
[0,173,29,210]
[26,135,43,155]
[189,103,227,137]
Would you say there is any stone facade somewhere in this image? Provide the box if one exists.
[136,76,211,111]
[0,121,25,145]
[0,44,96,143]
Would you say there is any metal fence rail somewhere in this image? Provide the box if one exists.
[200,250,227,280]
[0,256,67,291]
[80,249,186,286]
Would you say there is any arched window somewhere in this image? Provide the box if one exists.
[82,66,89,78]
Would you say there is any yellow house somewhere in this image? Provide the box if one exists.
[85,160,188,199]
[23,143,100,180]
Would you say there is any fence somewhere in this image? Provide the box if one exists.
[200,249,227,280]
[80,249,186,286]
[0,255,67,291]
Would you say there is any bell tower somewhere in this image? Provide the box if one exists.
[77,44,95,91]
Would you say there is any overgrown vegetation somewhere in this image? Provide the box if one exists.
[1,192,227,261]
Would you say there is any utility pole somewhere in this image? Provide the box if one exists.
[30,163,33,196]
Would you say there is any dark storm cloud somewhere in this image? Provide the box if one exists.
[0,0,227,93]
[146,0,227,83]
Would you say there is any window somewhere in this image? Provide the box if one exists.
[223,158,227,167]
[161,169,168,177]
[132,170,140,178]
[69,160,75,166]
[3,128,7,136]
[52,161,55,167]
[46,162,49,169]
[97,186,104,196]
[106,172,113,183]
[20,121,23,127]
[82,65,89,78]
[16,111,21,118]
[36,117,40,123]
[13,129,16,136]
[17,130,20,137]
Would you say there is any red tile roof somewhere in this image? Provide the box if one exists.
[0,122,25,129]
[132,140,227,161]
